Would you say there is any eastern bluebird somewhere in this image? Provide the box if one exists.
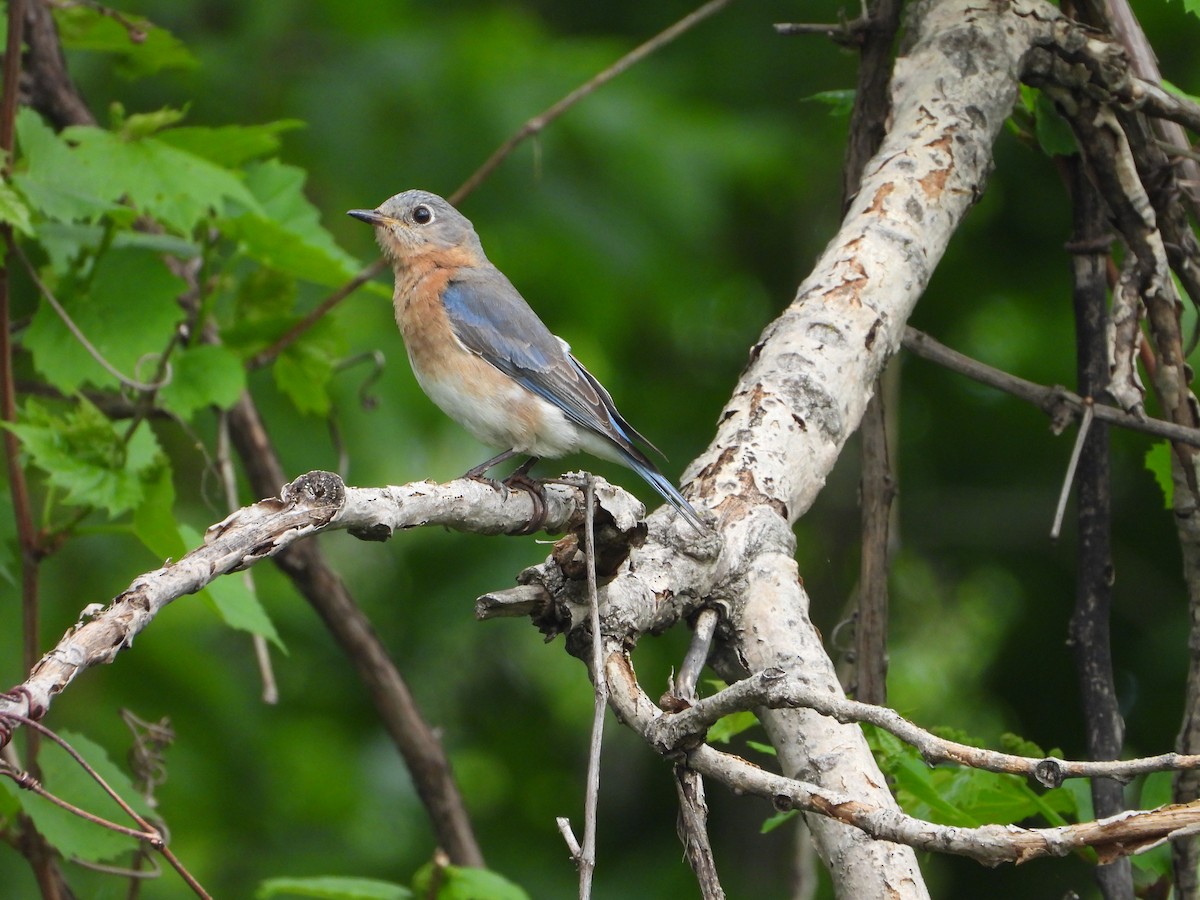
[348,190,705,531]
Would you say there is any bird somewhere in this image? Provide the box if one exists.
[348,189,705,532]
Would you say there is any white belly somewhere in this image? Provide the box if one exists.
[411,356,602,460]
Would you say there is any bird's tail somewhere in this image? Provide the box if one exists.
[622,452,707,533]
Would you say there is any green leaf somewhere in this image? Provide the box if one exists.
[411,864,530,900]
[0,730,151,864]
[760,809,798,834]
[158,121,306,168]
[34,222,201,277]
[237,268,300,325]
[0,178,34,236]
[115,104,189,140]
[1165,0,1200,19]
[133,462,187,562]
[53,5,197,78]
[13,107,121,223]
[273,318,346,417]
[24,246,185,393]
[745,740,777,756]
[1140,770,1174,809]
[707,709,759,744]
[998,732,1047,758]
[158,343,247,420]
[1146,442,1173,509]
[1162,78,1200,104]
[802,89,856,118]
[6,397,163,517]
[15,107,261,232]
[206,573,285,649]
[59,125,263,233]
[1033,89,1077,157]
[869,725,1077,829]
[179,525,284,649]
[222,160,360,286]
[257,876,412,900]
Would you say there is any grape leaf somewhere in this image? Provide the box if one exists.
[257,876,412,900]
[0,730,151,864]
[158,343,248,419]
[24,246,185,393]
[6,397,163,517]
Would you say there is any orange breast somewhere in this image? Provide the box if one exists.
[392,261,548,449]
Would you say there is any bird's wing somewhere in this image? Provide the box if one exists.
[441,271,652,460]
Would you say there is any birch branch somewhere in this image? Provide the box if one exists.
[0,471,639,734]
[646,667,1200,786]
[604,653,1200,868]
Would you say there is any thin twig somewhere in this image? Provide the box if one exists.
[603,654,1200,867]
[1,713,212,898]
[244,258,386,371]
[249,0,740,371]
[650,668,1200,787]
[450,0,739,206]
[578,475,605,900]
[672,609,725,898]
[216,413,277,705]
[1050,401,1094,540]
[903,326,1200,447]
[1062,150,1130,899]
[673,766,726,900]
[855,388,894,703]
[556,817,582,858]
[676,609,719,703]
[842,0,902,706]
[772,19,869,44]
[0,0,44,791]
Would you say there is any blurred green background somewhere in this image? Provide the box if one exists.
[3,0,1200,897]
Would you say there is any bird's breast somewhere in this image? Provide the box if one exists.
[394,267,577,455]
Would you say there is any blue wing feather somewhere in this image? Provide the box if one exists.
[442,271,704,530]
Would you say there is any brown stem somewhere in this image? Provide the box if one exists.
[224,393,485,867]
[902,327,1200,447]
[1065,156,1131,900]
[842,0,903,706]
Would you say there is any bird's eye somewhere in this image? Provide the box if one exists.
[412,205,434,225]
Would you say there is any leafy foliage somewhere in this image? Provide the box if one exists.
[0,731,152,864]
[5,397,163,517]
[0,0,1197,898]
[258,876,413,900]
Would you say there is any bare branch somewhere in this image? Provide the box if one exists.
[604,653,1200,867]
[687,741,1200,867]
[902,327,1200,447]
[651,668,1200,786]
[0,470,633,746]
[674,767,725,900]
[450,0,740,205]
[578,476,605,899]
[675,609,719,704]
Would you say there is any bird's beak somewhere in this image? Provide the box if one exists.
[347,208,388,226]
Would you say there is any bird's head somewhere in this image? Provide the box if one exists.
[348,190,484,266]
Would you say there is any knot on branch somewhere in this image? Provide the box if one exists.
[280,470,346,518]
[0,686,42,749]
[1043,387,1081,435]
[1034,757,1066,789]
[551,511,647,582]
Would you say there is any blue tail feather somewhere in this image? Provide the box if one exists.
[623,453,706,532]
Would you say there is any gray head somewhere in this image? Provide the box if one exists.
[348,190,485,264]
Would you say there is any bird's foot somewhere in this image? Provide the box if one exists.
[503,470,548,535]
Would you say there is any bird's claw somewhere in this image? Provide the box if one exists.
[503,471,548,535]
